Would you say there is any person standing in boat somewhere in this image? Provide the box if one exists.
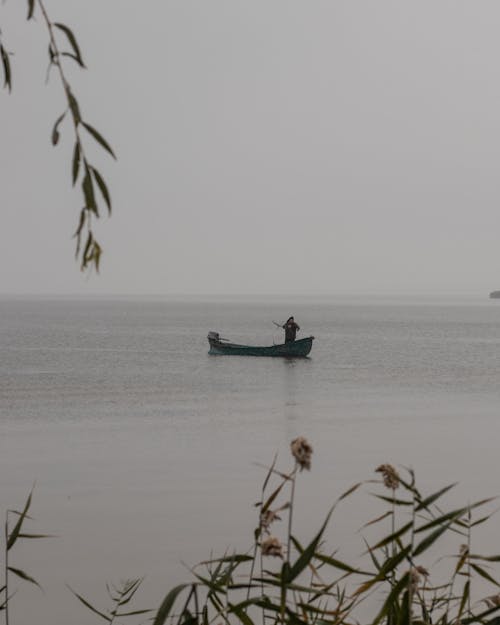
[283,316,300,343]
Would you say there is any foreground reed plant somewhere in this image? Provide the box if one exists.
[151,439,500,625]
[0,488,51,625]
[3,442,500,625]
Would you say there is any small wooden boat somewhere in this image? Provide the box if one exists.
[207,331,314,357]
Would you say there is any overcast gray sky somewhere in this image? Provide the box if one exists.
[1,1,500,295]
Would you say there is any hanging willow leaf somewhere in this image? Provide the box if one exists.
[72,142,81,185]
[0,45,11,92]
[91,167,112,214]
[51,111,66,145]
[27,0,35,19]
[54,23,85,68]
[82,168,97,214]
[82,122,116,159]
[93,241,102,273]
[67,88,81,125]
[60,52,84,66]
[81,231,93,270]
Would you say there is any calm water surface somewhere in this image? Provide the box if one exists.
[1,296,499,624]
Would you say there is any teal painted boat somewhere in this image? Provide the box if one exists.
[207,332,314,357]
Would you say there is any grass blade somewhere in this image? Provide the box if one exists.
[7,489,33,550]
[153,584,191,625]
[67,585,111,622]
[7,567,41,590]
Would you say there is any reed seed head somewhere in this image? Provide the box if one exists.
[260,506,287,533]
[409,566,429,590]
[459,544,469,556]
[261,536,284,558]
[375,464,400,490]
[291,437,313,471]
[260,510,280,533]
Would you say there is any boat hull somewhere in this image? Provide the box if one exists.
[208,336,314,357]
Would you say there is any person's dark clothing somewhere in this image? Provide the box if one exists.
[284,320,300,343]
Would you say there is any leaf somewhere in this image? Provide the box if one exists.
[60,52,84,66]
[67,89,81,124]
[363,536,382,572]
[261,480,287,514]
[48,43,56,64]
[455,550,468,574]
[200,555,254,565]
[67,585,111,622]
[228,603,255,625]
[470,554,500,562]
[153,584,190,625]
[415,483,457,511]
[17,533,55,539]
[1,45,11,92]
[370,572,410,625]
[457,580,470,622]
[261,452,278,495]
[115,610,153,617]
[416,498,496,533]
[51,111,66,146]
[82,122,116,159]
[360,510,394,529]
[8,567,41,590]
[353,545,412,596]
[116,578,143,606]
[73,209,86,243]
[471,515,493,528]
[27,0,35,19]
[81,231,93,270]
[470,563,500,587]
[369,520,413,551]
[93,241,102,273]
[115,609,152,617]
[91,167,112,214]
[338,482,362,501]
[284,504,336,583]
[314,553,371,576]
[462,602,500,624]
[413,520,453,556]
[82,168,97,214]
[54,23,85,68]
[72,142,81,186]
[7,489,33,550]
[372,494,413,506]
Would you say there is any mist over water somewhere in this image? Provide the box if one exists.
[1,295,499,625]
